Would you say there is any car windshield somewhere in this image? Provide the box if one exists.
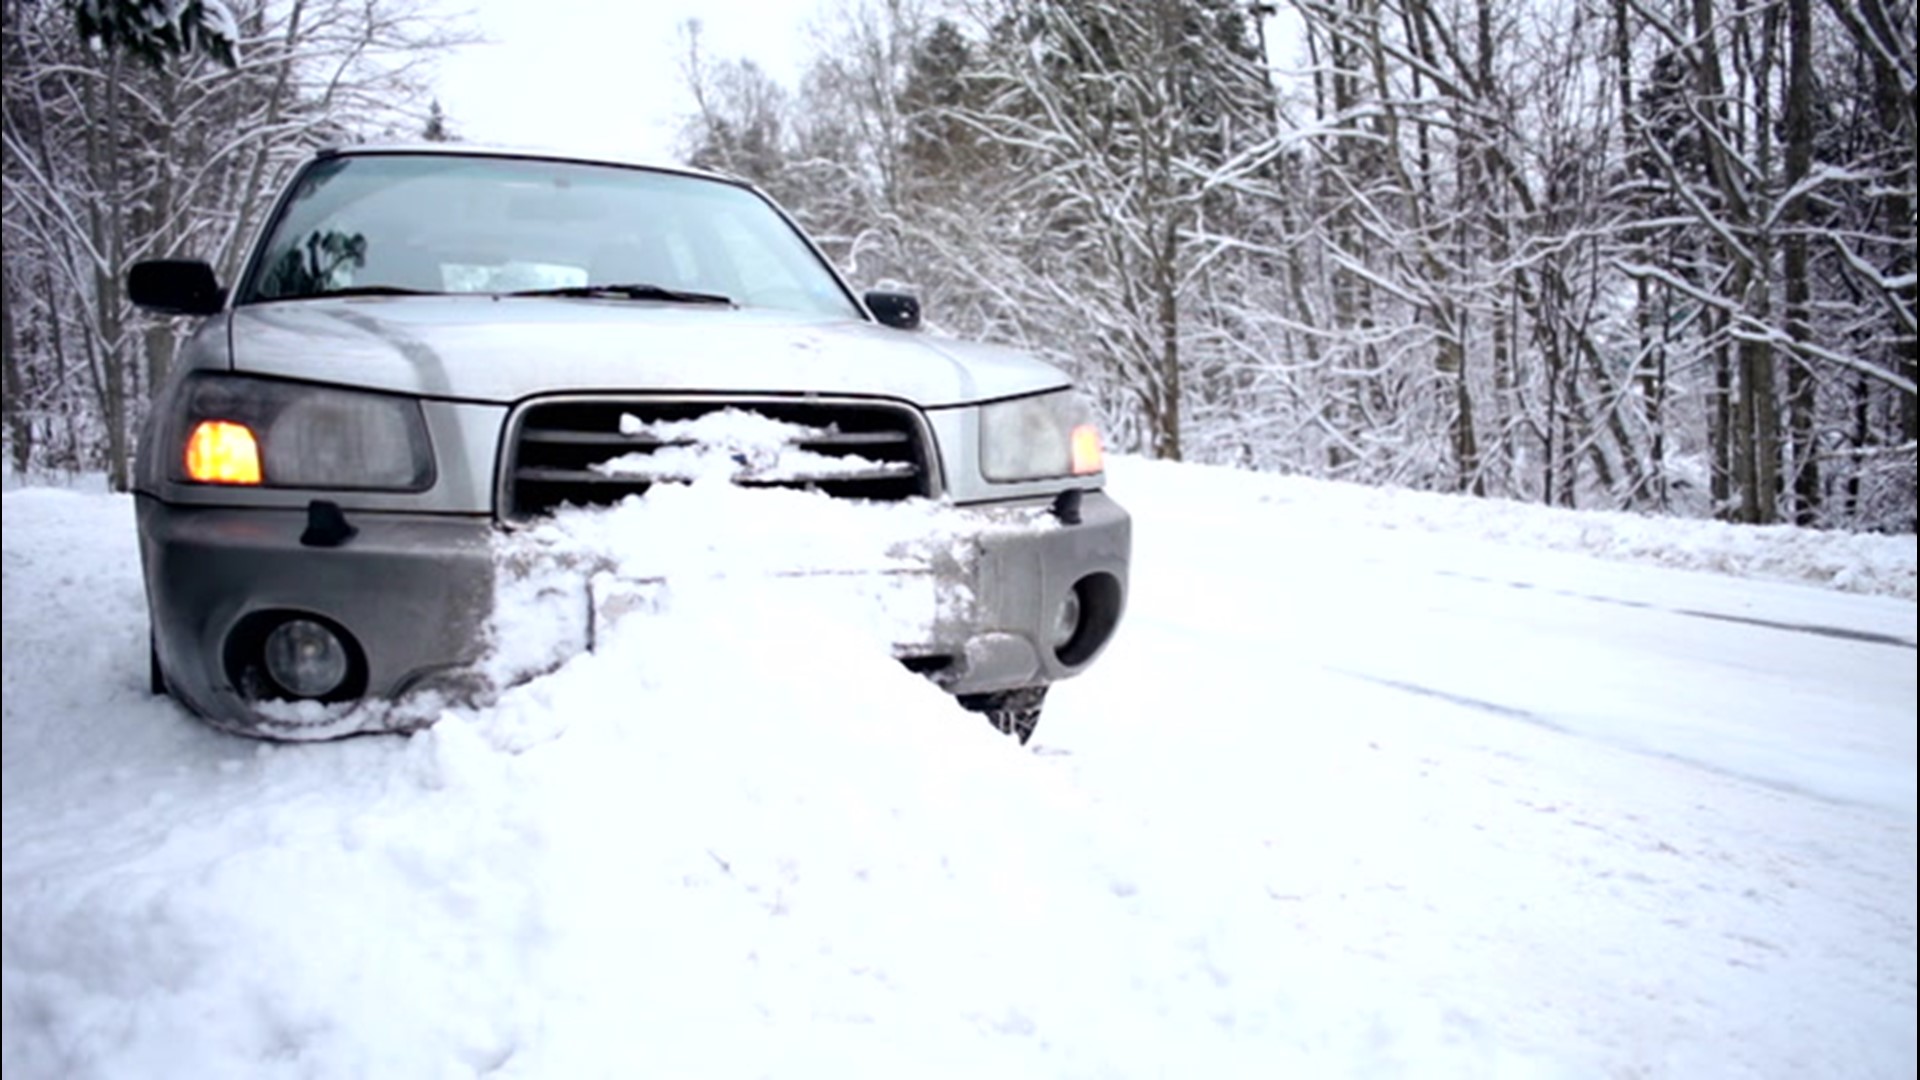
[239,153,861,318]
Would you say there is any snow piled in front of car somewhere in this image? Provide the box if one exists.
[241,416,1056,740]
[7,463,1913,1078]
[13,476,1344,1079]
[484,478,1051,696]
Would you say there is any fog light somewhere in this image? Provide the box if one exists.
[1050,587,1083,650]
[263,618,349,698]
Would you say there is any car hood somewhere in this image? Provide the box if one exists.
[221,297,1068,407]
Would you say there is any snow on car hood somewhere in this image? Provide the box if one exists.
[221,297,1069,406]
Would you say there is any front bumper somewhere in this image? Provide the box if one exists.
[138,489,1129,735]
[137,496,495,734]
[920,490,1130,694]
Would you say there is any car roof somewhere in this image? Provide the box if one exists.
[313,142,749,189]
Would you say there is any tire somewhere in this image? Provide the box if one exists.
[149,633,167,696]
[958,685,1047,745]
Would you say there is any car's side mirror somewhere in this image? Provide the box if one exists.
[864,290,921,331]
[129,259,225,316]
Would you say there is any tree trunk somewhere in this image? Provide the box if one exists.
[1711,318,1732,518]
[0,262,31,473]
[145,325,176,399]
[1743,5,1781,526]
[1782,0,1818,524]
[1154,222,1183,461]
[87,52,132,492]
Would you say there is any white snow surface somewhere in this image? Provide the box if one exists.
[2,457,1914,1078]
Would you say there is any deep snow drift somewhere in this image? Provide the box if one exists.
[3,458,1914,1078]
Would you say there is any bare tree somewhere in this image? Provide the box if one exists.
[1,0,471,487]
[668,0,1916,532]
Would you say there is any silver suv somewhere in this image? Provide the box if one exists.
[130,146,1129,743]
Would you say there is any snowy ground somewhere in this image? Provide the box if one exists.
[3,458,1914,1078]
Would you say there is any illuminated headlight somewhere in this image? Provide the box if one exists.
[978,389,1105,481]
[172,375,433,490]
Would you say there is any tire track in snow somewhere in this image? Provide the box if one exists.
[1328,668,1907,814]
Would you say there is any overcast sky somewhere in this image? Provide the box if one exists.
[430,1,1302,165]
[431,0,821,163]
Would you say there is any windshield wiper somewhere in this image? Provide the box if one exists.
[503,283,733,305]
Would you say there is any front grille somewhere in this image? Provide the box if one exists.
[503,396,936,520]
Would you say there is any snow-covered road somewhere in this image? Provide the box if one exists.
[3,459,1914,1078]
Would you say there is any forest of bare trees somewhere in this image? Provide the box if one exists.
[3,0,1913,531]
[1,0,462,490]
[683,0,1915,531]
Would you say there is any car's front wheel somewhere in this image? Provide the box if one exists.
[958,685,1047,745]
[149,633,167,696]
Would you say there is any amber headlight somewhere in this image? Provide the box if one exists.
[171,375,433,490]
[978,389,1105,481]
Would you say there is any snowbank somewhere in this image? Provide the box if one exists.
[3,461,1912,1078]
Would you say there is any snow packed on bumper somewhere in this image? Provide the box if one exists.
[488,485,1055,691]
[592,408,918,485]
[251,418,1060,740]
